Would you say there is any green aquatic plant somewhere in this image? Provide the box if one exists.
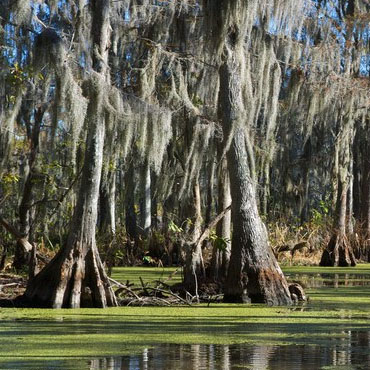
[0,265,370,368]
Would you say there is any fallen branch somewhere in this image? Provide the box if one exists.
[139,276,150,296]
[109,276,193,306]
[108,277,141,300]
[144,286,192,306]
[0,282,20,291]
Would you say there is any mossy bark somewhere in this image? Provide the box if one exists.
[23,0,116,308]
[210,155,231,281]
[219,48,292,305]
[183,181,205,294]
[24,76,117,308]
[320,178,356,267]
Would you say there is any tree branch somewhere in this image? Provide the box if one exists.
[195,205,231,247]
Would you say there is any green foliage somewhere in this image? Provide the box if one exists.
[168,220,183,234]
[191,95,203,107]
[0,172,19,195]
[1,172,19,184]
[208,231,230,251]
[311,199,330,226]
[143,255,155,265]
[5,63,38,99]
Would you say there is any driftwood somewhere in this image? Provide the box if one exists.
[0,282,20,292]
[0,273,26,302]
[109,274,193,306]
[142,286,191,306]
[109,277,141,300]
[109,270,228,306]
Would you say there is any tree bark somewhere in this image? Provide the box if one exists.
[99,160,117,236]
[320,177,356,267]
[24,76,116,308]
[205,154,216,225]
[219,51,292,305]
[23,0,117,308]
[320,118,356,267]
[360,129,370,261]
[347,157,354,234]
[183,180,205,294]
[125,159,137,262]
[13,105,45,271]
[140,160,151,235]
[210,155,231,281]
[360,137,370,238]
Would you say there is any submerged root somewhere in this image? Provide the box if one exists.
[288,283,306,303]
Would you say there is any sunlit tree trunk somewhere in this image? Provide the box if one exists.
[99,155,117,236]
[14,104,46,271]
[320,118,356,267]
[23,0,117,308]
[183,179,205,294]
[320,178,356,267]
[360,126,370,260]
[347,158,354,234]
[125,159,137,263]
[205,153,216,225]
[210,155,231,281]
[140,160,151,235]
[219,47,292,305]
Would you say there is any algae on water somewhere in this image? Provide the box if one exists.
[1,265,370,368]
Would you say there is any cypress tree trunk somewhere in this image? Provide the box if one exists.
[360,132,370,261]
[99,157,117,236]
[360,127,370,239]
[23,0,117,308]
[24,80,116,307]
[210,155,231,281]
[14,105,45,271]
[205,154,216,225]
[151,171,159,230]
[219,50,292,305]
[300,139,312,224]
[125,159,137,262]
[183,180,205,294]
[140,160,151,235]
[347,158,354,235]
[24,75,116,308]
[352,124,370,261]
[320,177,356,267]
[320,119,356,267]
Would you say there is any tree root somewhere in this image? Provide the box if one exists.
[320,233,356,267]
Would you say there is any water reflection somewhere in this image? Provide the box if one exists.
[88,331,370,370]
[286,273,370,288]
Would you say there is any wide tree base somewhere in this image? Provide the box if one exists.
[320,233,356,267]
[223,266,294,305]
[23,244,117,308]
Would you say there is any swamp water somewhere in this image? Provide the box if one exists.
[1,265,370,369]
